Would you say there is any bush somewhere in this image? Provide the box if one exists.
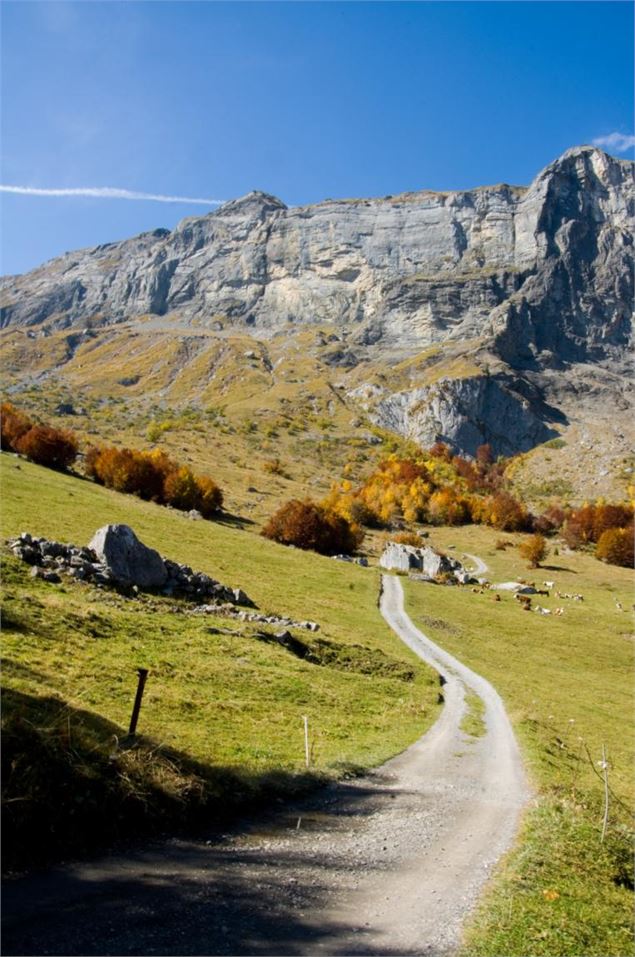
[262,499,364,555]
[562,519,585,549]
[14,425,78,469]
[596,527,634,568]
[391,531,427,548]
[484,491,531,532]
[519,534,548,568]
[163,466,201,512]
[1,402,33,451]
[195,476,224,517]
[84,444,223,516]
[262,458,285,476]
[592,504,633,542]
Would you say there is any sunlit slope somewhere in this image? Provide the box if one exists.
[1,453,440,766]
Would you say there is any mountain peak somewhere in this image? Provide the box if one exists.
[217,191,288,216]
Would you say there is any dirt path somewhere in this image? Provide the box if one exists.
[462,553,489,577]
[3,576,527,957]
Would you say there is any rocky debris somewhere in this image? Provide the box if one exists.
[379,542,476,584]
[190,604,319,631]
[8,528,254,606]
[30,566,61,583]
[232,588,253,606]
[332,554,369,567]
[491,582,538,594]
[89,524,167,590]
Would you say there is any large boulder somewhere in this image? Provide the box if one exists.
[379,543,422,573]
[88,524,167,589]
[379,542,471,581]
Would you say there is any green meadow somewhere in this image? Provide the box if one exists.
[1,453,439,869]
[403,524,634,957]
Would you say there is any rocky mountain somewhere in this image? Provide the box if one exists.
[1,146,633,469]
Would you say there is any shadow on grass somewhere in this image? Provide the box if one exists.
[1,690,432,957]
[540,564,578,573]
[1,688,326,875]
[216,510,256,529]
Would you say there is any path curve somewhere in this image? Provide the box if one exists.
[462,553,489,577]
[3,577,528,957]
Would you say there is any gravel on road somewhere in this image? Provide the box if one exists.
[2,575,528,957]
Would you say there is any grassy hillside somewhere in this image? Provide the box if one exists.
[402,524,634,957]
[2,321,633,508]
[1,453,440,870]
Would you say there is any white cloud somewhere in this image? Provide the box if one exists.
[591,132,635,154]
[0,184,224,205]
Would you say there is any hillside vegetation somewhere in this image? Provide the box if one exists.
[2,321,633,513]
[0,454,440,870]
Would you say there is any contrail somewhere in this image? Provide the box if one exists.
[0,184,224,205]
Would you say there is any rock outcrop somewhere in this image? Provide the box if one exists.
[2,147,631,362]
[1,146,632,460]
[361,374,558,456]
[379,542,475,583]
[8,528,254,605]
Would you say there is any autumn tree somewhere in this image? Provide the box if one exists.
[1,403,33,451]
[596,527,634,568]
[482,491,530,532]
[14,425,78,469]
[196,475,224,517]
[262,499,364,555]
[163,466,201,511]
[519,534,548,568]
[84,443,222,516]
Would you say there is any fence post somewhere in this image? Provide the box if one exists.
[303,715,310,768]
[128,668,149,737]
[601,743,609,842]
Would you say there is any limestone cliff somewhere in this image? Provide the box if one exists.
[1,146,633,460]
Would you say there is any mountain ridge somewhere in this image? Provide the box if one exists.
[1,145,633,476]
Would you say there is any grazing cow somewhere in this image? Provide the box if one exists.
[573,594,584,602]
[494,594,501,602]
[536,589,550,597]
[543,581,555,589]
[535,605,551,615]
[554,607,564,616]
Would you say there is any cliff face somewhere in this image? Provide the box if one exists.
[1,146,633,460]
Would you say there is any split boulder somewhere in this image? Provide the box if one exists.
[88,524,167,589]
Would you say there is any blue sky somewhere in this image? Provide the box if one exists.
[1,1,633,275]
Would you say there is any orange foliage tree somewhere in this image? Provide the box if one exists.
[1,402,33,451]
[595,527,634,567]
[14,425,78,469]
[85,444,223,516]
[519,533,548,568]
[262,499,364,555]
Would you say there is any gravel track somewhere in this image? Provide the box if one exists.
[3,575,528,957]
[462,553,489,577]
